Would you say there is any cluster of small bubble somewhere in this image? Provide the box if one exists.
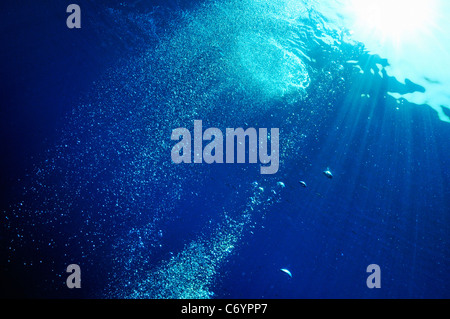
[2,0,353,298]
[106,179,285,299]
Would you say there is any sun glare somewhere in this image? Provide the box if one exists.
[347,0,438,49]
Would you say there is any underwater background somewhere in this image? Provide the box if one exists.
[0,0,449,298]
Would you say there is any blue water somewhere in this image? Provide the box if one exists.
[1,0,449,299]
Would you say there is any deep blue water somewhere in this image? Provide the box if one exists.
[1,0,449,299]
